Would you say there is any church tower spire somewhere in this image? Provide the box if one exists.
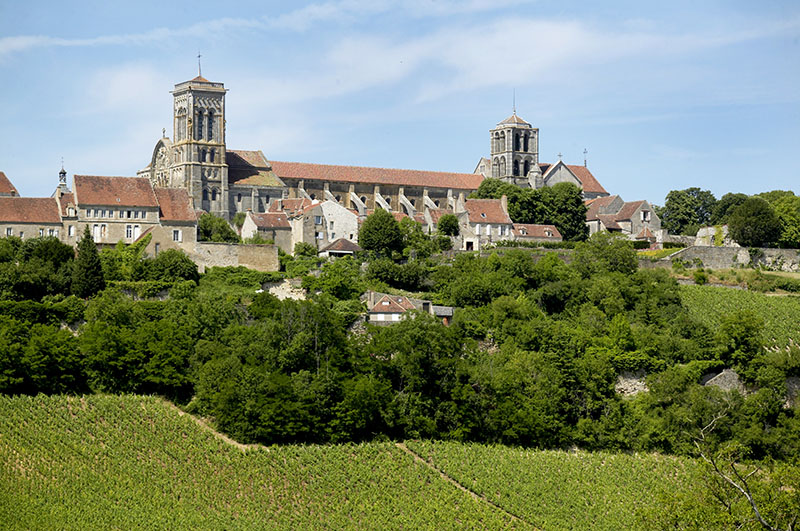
[489,110,539,187]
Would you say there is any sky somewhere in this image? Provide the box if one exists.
[1,0,798,205]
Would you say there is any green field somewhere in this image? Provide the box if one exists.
[680,284,800,347]
[0,395,712,530]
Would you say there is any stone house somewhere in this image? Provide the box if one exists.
[368,294,417,324]
[268,198,360,251]
[0,197,63,240]
[460,196,514,251]
[240,212,293,252]
[511,223,562,242]
[319,238,362,258]
[585,195,660,241]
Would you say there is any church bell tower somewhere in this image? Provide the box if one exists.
[489,112,540,187]
[170,75,229,217]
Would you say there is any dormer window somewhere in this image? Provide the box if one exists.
[481,213,487,218]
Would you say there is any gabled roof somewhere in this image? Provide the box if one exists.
[427,208,447,225]
[596,215,622,230]
[227,150,285,188]
[636,227,655,240]
[498,113,531,126]
[615,200,646,222]
[269,161,483,190]
[321,238,362,253]
[58,192,76,216]
[391,211,426,225]
[512,223,562,239]
[464,198,512,224]
[0,172,18,196]
[269,198,314,217]
[539,162,608,196]
[154,188,196,223]
[0,197,61,224]
[191,75,210,83]
[74,175,158,208]
[249,212,290,230]
[585,195,620,220]
[369,294,416,314]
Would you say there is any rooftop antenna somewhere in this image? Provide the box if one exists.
[197,51,202,77]
[583,148,588,168]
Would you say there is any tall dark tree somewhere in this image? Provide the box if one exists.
[358,209,403,256]
[540,182,589,241]
[437,214,460,236]
[72,225,105,298]
[727,197,781,247]
[660,187,717,235]
[710,193,748,225]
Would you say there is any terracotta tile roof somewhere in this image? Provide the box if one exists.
[539,163,608,196]
[0,197,61,224]
[585,195,619,220]
[0,172,18,196]
[269,161,483,190]
[58,193,76,216]
[512,223,562,239]
[249,212,290,230]
[636,227,655,240]
[191,75,210,82]
[227,150,285,188]
[321,238,362,253]
[154,187,196,222]
[369,294,416,314]
[597,215,622,230]
[615,200,646,221]
[74,175,158,208]
[269,198,314,217]
[498,113,531,126]
[428,208,447,225]
[464,199,512,224]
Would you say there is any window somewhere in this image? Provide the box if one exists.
[48,229,55,236]
[237,193,242,202]
[92,224,100,242]
[202,189,208,201]
[329,221,335,230]
[210,149,215,163]
[314,216,323,225]
[133,225,140,240]
[68,226,74,237]
[68,207,75,216]
[196,110,204,140]
[19,231,23,239]
[316,231,324,240]
[545,230,552,237]
[134,210,139,219]
[140,211,146,220]
[172,229,182,242]
[330,232,336,240]
[126,225,133,239]
[154,243,160,256]
[39,228,44,237]
[475,224,481,236]
[207,109,214,141]
[641,210,651,222]
[211,189,217,201]
[5,228,11,236]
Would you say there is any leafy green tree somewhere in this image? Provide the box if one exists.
[715,310,763,368]
[294,242,317,257]
[359,209,403,256]
[660,188,717,235]
[710,193,748,225]
[437,213,460,236]
[573,231,637,277]
[318,256,362,300]
[727,197,781,247]
[72,226,105,298]
[198,213,239,243]
[768,194,800,248]
[148,249,200,283]
[19,237,74,270]
[540,182,589,241]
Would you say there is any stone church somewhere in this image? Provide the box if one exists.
[138,74,608,220]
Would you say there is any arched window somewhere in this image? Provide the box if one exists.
[196,110,204,140]
[360,196,367,205]
[434,200,440,207]
[201,149,207,163]
[207,110,214,141]
[309,193,316,200]
[237,193,242,202]
[499,132,505,151]
[524,160,530,176]
[209,150,215,163]
[499,158,506,176]
[492,158,499,178]
[211,189,217,201]
[202,189,208,201]
[385,197,392,205]
[514,133,521,151]
[523,134,529,152]
[335,194,341,202]
[513,159,519,176]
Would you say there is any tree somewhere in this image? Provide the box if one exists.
[771,195,800,248]
[540,182,589,241]
[358,209,402,256]
[72,225,105,298]
[710,193,748,225]
[437,213,460,236]
[198,213,239,243]
[660,188,717,235]
[573,231,637,277]
[148,249,200,283]
[727,197,781,247]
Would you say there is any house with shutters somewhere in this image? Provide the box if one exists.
[460,196,514,251]
[512,223,562,242]
[585,195,660,242]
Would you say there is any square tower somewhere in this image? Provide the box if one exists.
[489,113,540,187]
[170,76,229,217]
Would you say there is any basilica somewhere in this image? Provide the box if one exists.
[136,74,609,221]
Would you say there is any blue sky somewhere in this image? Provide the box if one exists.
[1,0,798,205]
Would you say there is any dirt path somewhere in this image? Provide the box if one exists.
[162,400,265,452]
[395,442,534,529]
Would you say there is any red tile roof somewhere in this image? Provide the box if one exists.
[0,172,18,196]
[636,227,655,240]
[0,197,61,224]
[464,199,512,224]
[270,161,483,190]
[597,215,622,230]
[369,295,416,314]
[191,75,210,82]
[269,198,314,217]
[585,195,619,220]
[58,192,76,216]
[615,200,646,222]
[249,212,290,230]
[428,208,447,225]
[74,175,158,208]
[512,223,562,239]
[154,188,196,222]
[321,238,362,253]
[540,163,608,196]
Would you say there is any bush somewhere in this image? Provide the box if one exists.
[198,213,239,243]
[693,270,708,285]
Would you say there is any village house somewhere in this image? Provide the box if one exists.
[512,223,562,242]
[585,195,661,242]
[319,238,362,258]
[240,212,292,252]
[365,291,454,326]
[459,196,514,251]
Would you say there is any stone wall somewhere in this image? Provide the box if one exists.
[642,246,800,271]
[191,242,279,272]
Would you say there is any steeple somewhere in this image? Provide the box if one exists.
[489,108,539,187]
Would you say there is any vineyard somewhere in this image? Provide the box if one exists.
[0,395,718,530]
[680,285,800,347]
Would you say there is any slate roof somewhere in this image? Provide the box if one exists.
[154,188,196,222]
[369,295,416,314]
[74,175,158,208]
[269,161,483,190]
[249,212,290,230]
[0,197,62,224]
[227,150,285,188]
[540,163,608,196]
[512,223,562,239]
[464,199,512,224]
[0,172,18,196]
[321,238,362,253]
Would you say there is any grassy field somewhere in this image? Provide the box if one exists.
[0,395,715,530]
[680,284,800,347]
